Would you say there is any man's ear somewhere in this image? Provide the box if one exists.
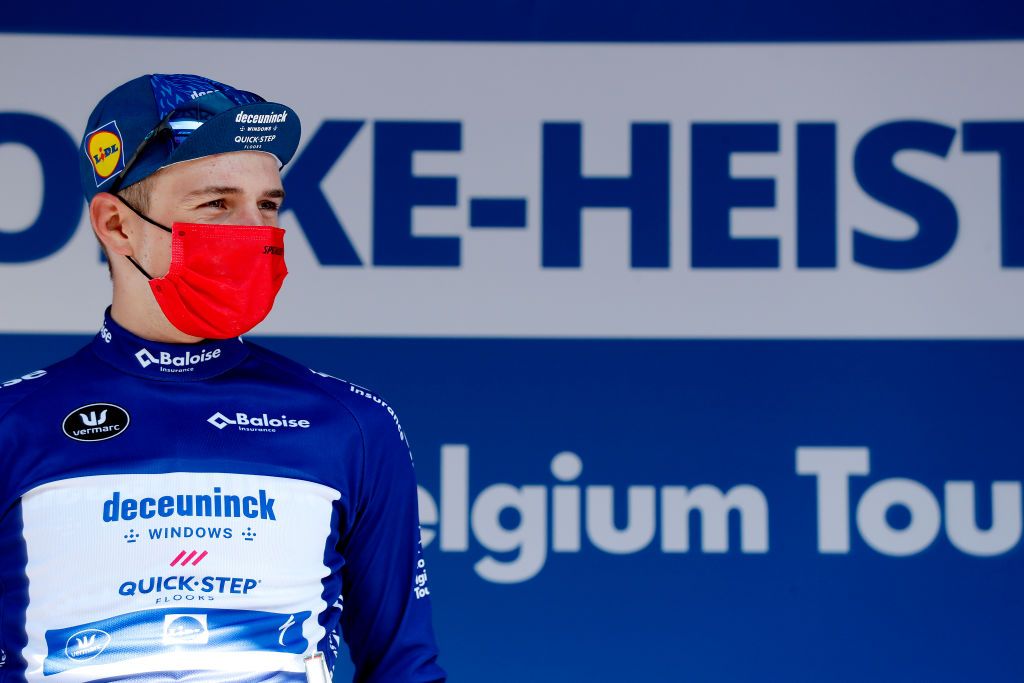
[90,192,134,257]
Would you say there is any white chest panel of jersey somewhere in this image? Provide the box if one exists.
[20,471,341,682]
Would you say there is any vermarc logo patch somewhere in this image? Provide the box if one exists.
[63,403,131,442]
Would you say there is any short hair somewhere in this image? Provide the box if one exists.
[117,174,155,215]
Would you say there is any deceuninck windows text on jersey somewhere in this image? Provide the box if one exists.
[0,310,444,682]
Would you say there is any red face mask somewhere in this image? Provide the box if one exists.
[118,198,288,339]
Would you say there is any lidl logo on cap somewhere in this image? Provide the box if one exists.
[85,121,125,187]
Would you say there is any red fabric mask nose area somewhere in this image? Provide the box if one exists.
[149,223,288,339]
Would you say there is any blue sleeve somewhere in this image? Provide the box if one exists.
[339,405,445,683]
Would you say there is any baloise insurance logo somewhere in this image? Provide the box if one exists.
[62,403,130,442]
[207,411,311,433]
[135,347,222,374]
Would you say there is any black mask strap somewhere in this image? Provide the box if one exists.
[112,193,173,281]
[125,254,155,281]
[112,193,173,234]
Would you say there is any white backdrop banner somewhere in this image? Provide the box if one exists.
[0,35,1022,338]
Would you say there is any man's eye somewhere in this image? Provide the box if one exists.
[203,199,227,209]
[260,201,281,211]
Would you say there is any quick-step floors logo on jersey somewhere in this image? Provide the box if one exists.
[115,553,262,606]
[118,576,261,600]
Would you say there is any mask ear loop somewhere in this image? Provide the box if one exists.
[111,194,173,280]
[124,253,156,281]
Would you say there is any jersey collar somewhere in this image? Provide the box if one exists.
[90,308,250,381]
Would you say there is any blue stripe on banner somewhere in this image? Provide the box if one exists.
[1,1,1022,42]
[469,198,528,229]
[44,608,310,675]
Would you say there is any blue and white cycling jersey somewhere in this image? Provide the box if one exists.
[0,311,445,683]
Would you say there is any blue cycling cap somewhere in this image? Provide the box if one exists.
[80,73,301,201]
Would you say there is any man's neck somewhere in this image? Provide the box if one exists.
[109,295,204,345]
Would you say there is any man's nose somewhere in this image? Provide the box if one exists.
[233,202,264,226]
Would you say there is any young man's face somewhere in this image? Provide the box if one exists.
[131,150,285,279]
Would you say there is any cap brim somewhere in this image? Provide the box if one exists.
[166,101,301,170]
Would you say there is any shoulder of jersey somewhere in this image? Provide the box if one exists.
[244,342,408,443]
[0,352,81,423]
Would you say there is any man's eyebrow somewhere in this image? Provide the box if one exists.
[182,186,243,201]
[181,186,286,201]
